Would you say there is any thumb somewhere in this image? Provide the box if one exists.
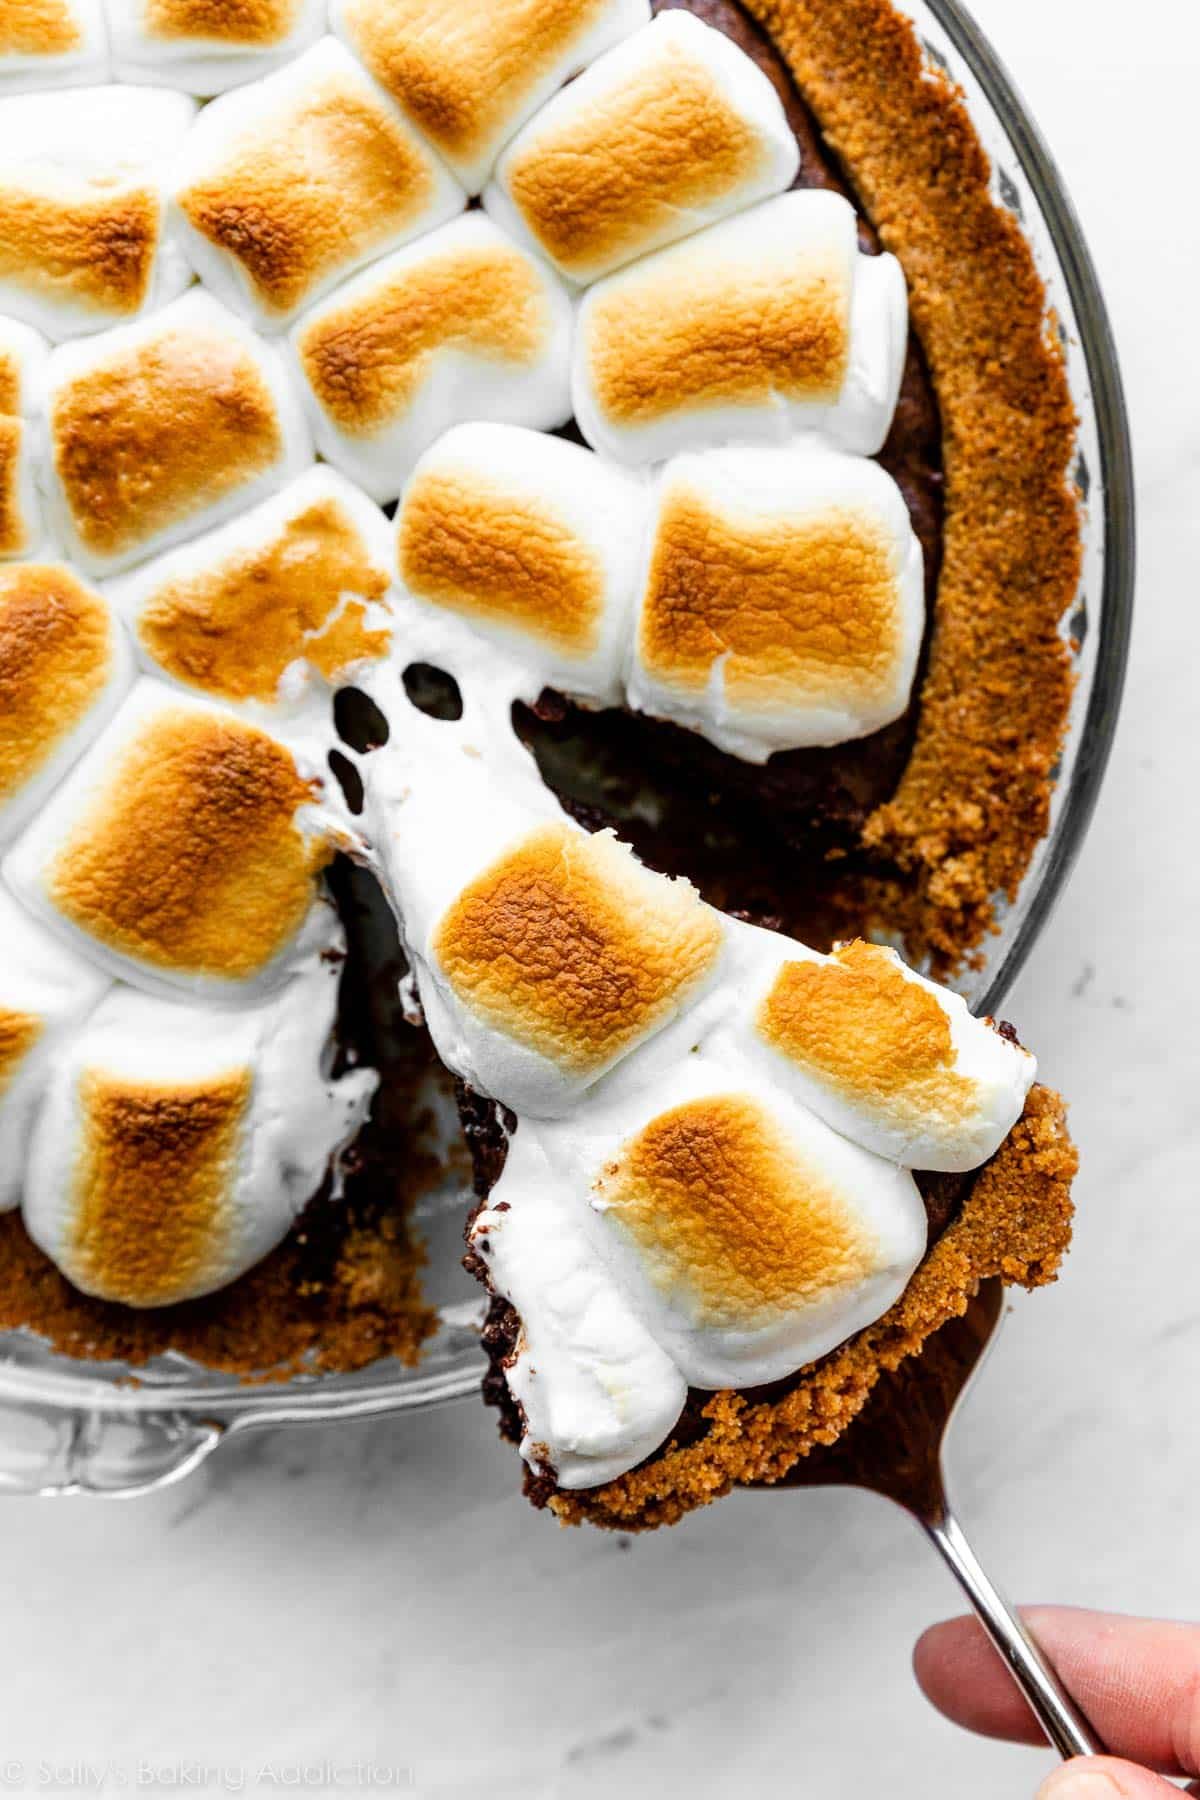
[1037,1757,1187,1797]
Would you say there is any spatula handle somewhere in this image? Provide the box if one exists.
[922,1504,1104,1761]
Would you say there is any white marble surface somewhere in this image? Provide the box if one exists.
[0,1,1193,1793]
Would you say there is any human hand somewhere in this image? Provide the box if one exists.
[914,1607,1200,1796]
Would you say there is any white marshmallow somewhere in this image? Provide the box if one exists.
[0,0,108,94]
[0,560,134,847]
[22,922,377,1304]
[0,84,194,339]
[289,213,574,503]
[746,934,1037,1173]
[0,883,108,1210]
[628,442,924,760]
[106,0,325,94]
[330,0,650,195]
[0,315,49,559]
[573,189,907,465]
[3,677,349,1004]
[485,11,799,285]
[108,465,395,726]
[170,39,466,332]
[395,423,649,708]
[470,1123,687,1491]
[42,288,313,575]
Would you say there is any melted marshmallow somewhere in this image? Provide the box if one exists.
[289,212,574,503]
[330,0,651,194]
[0,883,108,1210]
[573,188,907,465]
[3,677,349,1003]
[171,38,466,332]
[485,10,798,284]
[0,0,108,94]
[0,560,134,846]
[22,913,376,1304]
[628,441,924,760]
[43,288,313,575]
[0,84,194,339]
[0,314,49,560]
[106,0,325,94]
[108,464,396,727]
[396,422,650,708]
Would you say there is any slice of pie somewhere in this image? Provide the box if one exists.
[0,0,1082,1526]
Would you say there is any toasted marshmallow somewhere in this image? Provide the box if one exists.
[171,39,466,332]
[3,678,343,1002]
[0,315,48,559]
[23,934,377,1305]
[331,0,650,195]
[750,938,1036,1173]
[485,12,798,285]
[0,885,108,1211]
[396,423,648,706]
[377,789,724,1115]
[0,0,107,94]
[470,1124,687,1490]
[43,289,312,575]
[106,0,325,94]
[109,466,395,719]
[0,85,194,340]
[574,189,907,465]
[289,214,573,503]
[0,561,133,845]
[628,443,923,760]
[470,1049,925,1482]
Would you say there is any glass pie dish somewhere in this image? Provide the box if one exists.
[0,0,1134,1499]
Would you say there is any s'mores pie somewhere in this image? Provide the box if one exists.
[3,679,341,1001]
[0,561,133,845]
[485,11,798,285]
[750,938,1036,1173]
[106,0,325,94]
[22,931,377,1305]
[171,39,466,332]
[330,0,651,195]
[574,189,907,465]
[110,466,394,716]
[388,812,724,1117]
[470,1054,927,1485]
[628,443,924,760]
[0,84,194,339]
[43,289,312,575]
[396,423,648,706]
[0,315,48,559]
[0,0,107,94]
[0,885,108,1211]
[290,213,573,503]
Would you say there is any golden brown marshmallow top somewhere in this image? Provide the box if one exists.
[0,564,113,806]
[504,43,766,279]
[136,496,392,703]
[0,184,159,322]
[757,940,978,1133]
[50,317,284,559]
[177,71,442,318]
[640,486,903,712]
[0,1009,42,1096]
[595,1092,876,1326]
[399,466,603,654]
[337,0,614,176]
[0,0,81,56]
[585,235,850,427]
[433,823,723,1075]
[142,0,300,44]
[297,240,551,437]
[48,705,330,980]
[69,1063,251,1305]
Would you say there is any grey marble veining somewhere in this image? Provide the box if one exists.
[0,0,1193,1792]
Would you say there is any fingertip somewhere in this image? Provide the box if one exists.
[1037,1755,1180,1797]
